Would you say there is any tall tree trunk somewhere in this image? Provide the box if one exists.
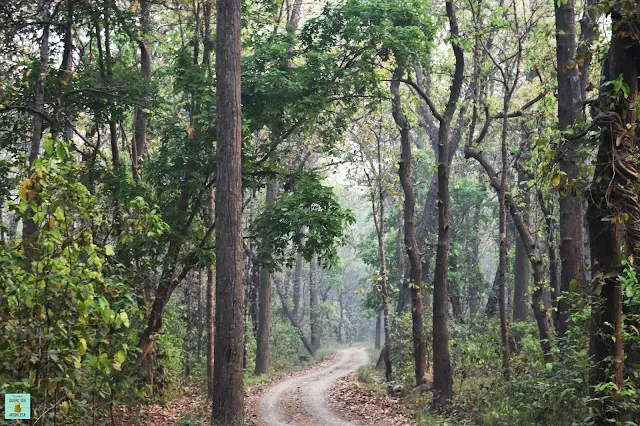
[203,0,213,76]
[212,0,244,420]
[513,174,530,323]
[23,2,50,267]
[207,188,215,399]
[292,252,303,320]
[498,96,511,380]
[391,67,426,388]
[255,180,276,375]
[132,0,152,178]
[309,254,321,354]
[468,205,482,317]
[587,17,638,422]
[539,193,560,333]
[554,0,587,337]
[374,313,381,349]
[371,137,393,381]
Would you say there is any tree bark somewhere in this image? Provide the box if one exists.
[207,188,215,399]
[391,67,426,388]
[513,174,530,323]
[371,135,393,381]
[498,94,511,380]
[374,312,381,349]
[554,0,587,337]
[587,19,638,422]
[23,2,50,268]
[255,180,276,375]
[212,0,244,420]
[292,252,303,320]
[431,0,464,405]
[309,254,321,354]
[132,0,152,177]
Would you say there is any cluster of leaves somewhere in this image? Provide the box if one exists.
[251,173,356,271]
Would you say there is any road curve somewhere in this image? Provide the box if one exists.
[258,347,369,426]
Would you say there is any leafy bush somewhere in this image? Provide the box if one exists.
[0,149,142,421]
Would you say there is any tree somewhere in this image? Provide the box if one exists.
[212,0,244,422]
[391,67,426,387]
[586,3,639,421]
[554,0,588,336]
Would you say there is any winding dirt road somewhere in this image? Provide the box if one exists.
[258,347,369,426]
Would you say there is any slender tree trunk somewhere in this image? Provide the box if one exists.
[293,252,302,320]
[513,174,530,323]
[554,0,587,337]
[132,0,152,178]
[374,313,381,349]
[498,97,511,379]
[276,286,316,357]
[309,254,320,354]
[371,140,393,381]
[391,67,426,388]
[207,188,215,399]
[212,0,244,420]
[539,193,560,333]
[255,180,276,375]
[23,2,50,268]
[466,147,553,361]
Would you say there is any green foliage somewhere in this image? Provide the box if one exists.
[0,147,140,421]
[251,173,355,271]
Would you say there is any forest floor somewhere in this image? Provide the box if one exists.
[251,347,416,426]
[114,347,415,425]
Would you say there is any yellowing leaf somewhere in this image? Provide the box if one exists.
[78,338,87,355]
[48,216,55,229]
[19,178,32,201]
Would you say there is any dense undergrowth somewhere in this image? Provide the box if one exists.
[362,304,640,426]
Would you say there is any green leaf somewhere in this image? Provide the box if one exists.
[114,349,126,364]
[545,362,553,373]
[43,138,53,155]
[119,311,130,328]
[105,245,115,256]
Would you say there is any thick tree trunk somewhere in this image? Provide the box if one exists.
[391,67,426,388]
[554,0,587,337]
[255,180,277,375]
[587,22,638,423]
[309,254,321,354]
[212,0,244,421]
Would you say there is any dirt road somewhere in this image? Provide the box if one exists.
[258,347,369,426]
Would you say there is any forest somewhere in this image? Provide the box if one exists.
[0,0,639,424]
